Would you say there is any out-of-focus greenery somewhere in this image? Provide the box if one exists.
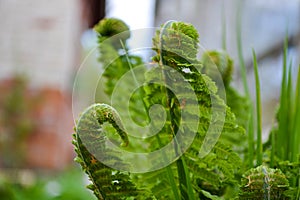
[0,74,39,168]
[0,166,96,200]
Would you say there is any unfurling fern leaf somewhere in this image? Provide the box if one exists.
[94,18,130,49]
[147,20,245,199]
[73,104,144,200]
[201,50,250,131]
[201,50,233,87]
[201,51,249,160]
[74,19,153,200]
[94,17,147,129]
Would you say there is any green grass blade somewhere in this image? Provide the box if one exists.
[236,1,254,167]
[292,65,300,162]
[270,125,275,167]
[252,49,263,166]
[277,35,288,160]
[248,112,255,167]
[286,62,293,160]
[236,1,249,96]
[221,1,227,50]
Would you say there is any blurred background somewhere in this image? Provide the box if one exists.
[0,0,299,199]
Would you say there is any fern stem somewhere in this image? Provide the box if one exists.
[252,49,262,166]
[156,31,181,198]
[120,29,182,199]
[119,38,150,126]
[155,134,181,200]
[162,68,190,200]
[159,20,195,200]
[119,39,140,88]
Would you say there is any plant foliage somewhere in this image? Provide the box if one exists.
[73,18,245,200]
[73,17,299,200]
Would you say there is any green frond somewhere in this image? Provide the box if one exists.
[200,50,250,159]
[94,18,148,132]
[152,21,201,70]
[135,166,179,199]
[148,20,245,198]
[73,104,150,199]
[94,18,130,48]
[201,50,250,130]
[225,87,250,129]
[200,190,223,200]
[201,50,233,87]
[94,18,144,98]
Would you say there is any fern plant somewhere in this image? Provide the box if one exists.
[239,165,290,199]
[201,50,250,131]
[73,18,246,199]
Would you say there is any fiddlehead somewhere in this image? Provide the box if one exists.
[74,19,155,200]
[201,50,250,143]
[94,18,147,131]
[152,21,201,70]
[146,20,245,199]
[94,18,144,97]
[201,50,233,87]
[94,18,130,49]
[77,103,129,146]
[73,103,143,200]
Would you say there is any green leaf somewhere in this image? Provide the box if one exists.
[201,190,223,200]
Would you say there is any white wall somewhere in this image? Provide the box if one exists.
[0,0,82,91]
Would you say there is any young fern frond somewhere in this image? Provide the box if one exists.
[201,50,250,132]
[74,19,153,200]
[94,18,148,132]
[73,104,144,200]
[94,18,144,97]
[149,20,245,199]
[94,18,130,49]
[201,50,233,87]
